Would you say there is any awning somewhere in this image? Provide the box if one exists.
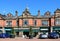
[14,29,29,32]
[0,30,2,32]
[40,26,49,32]
[23,29,29,32]
[14,29,39,32]
[53,26,60,30]
[40,30,48,32]
[40,26,49,29]
[4,27,12,31]
[5,29,12,30]
[40,29,48,30]
[32,29,39,32]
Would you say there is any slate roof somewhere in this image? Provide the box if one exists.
[0,8,60,20]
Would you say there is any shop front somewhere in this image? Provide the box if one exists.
[14,28,39,37]
[23,29,39,37]
[4,27,13,34]
[53,26,60,35]
[0,27,2,33]
[40,26,49,34]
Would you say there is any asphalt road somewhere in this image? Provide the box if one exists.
[0,37,60,41]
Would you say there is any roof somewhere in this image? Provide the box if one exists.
[54,8,60,13]
[1,8,60,19]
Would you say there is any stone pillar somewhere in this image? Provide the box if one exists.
[51,27,53,32]
[2,27,5,33]
[19,31,23,37]
[38,32,40,35]
[36,32,40,38]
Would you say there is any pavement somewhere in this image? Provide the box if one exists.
[0,37,60,41]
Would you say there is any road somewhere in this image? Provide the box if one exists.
[0,37,60,41]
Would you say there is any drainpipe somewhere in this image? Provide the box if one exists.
[22,15,23,36]
[49,17,51,33]
[17,17,19,36]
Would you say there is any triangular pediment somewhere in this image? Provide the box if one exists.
[0,17,2,19]
[22,13,34,18]
[22,12,30,16]
[0,14,5,20]
[0,16,4,19]
[22,8,33,17]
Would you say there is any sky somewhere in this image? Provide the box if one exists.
[0,0,60,16]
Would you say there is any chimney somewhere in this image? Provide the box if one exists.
[38,10,40,16]
[15,11,18,17]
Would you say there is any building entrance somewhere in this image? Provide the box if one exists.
[33,32,38,37]
[16,32,19,37]
[6,31,11,34]
[23,32,29,37]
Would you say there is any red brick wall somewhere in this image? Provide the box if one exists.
[19,19,23,26]
[36,19,41,27]
[28,19,34,26]
[0,20,5,27]
[0,17,55,27]
[51,18,54,26]
[12,20,17,27]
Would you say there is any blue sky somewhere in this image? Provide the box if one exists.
[0,0,60,16]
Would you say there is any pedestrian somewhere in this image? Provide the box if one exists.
[22,35,25,38]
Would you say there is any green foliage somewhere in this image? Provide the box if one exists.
[11,28,15,35]
[29,26,33,35]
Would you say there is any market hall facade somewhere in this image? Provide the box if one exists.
[0,8,60,37]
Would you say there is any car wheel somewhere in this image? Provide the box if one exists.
[54,37,58,39]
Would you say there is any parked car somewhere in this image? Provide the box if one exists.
[0,33,10,38]
[48,32,59,39]
[57,32,60,38]
[38,34,48,39]
[0,33,5,38]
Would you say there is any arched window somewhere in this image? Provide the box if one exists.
[42,20,48,26]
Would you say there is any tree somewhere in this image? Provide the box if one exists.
[29,26,33,39]
[11,28,15,35]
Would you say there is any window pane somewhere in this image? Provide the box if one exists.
[42,20,48,26]
[55,19,60,24]
[6,21,12,26]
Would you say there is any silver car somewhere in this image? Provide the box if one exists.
[39,34,48,39]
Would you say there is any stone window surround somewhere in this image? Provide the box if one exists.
[23,19,28,26]
[6,20,12,26]
[55,18,60,25]
[42,20,48,26]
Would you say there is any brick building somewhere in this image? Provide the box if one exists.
[0,8,60,37]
